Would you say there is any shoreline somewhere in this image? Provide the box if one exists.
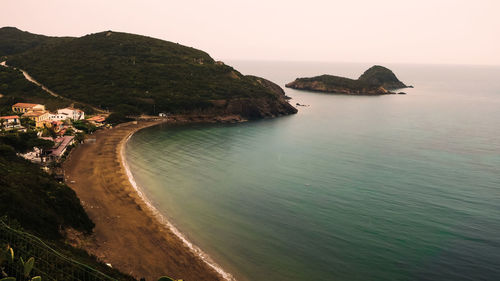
[119,123,236,281]
[63,119,232,281]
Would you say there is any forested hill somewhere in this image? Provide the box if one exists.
[0,27,51,56]
[0,27,297,119]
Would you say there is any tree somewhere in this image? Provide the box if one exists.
[20,117,34,128]
[105,112,131,125]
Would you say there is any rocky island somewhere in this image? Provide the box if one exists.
[285,65,410,95]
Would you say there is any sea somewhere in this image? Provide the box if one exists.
[124,61,500,281]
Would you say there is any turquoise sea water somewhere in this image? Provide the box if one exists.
[125,62,500,281]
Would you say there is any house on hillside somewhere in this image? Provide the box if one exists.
[87,115,106,126]
[0,115,22,130]
[12,103,45,113]
[49,112,70,121]
[45,135,75,161]
[23,111,50,128]
[57,107,85,121]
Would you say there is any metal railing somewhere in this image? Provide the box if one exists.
[0,219,117,281]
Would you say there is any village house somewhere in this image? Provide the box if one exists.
[49,112,70,121]
[12,103,45,113]
[0,115,22,130]
[44,135,75,162]
[57,107,85,121]
[87,115,106,126]
[23,111,50,128]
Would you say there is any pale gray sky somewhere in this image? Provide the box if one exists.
[2,0,499,65]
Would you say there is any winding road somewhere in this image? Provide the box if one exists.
[1,61,105,113]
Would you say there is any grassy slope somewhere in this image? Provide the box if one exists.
[5,30,282,115]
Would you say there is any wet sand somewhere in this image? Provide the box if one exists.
[64,120,224,281]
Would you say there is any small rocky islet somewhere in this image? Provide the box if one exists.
[285,65,411,95]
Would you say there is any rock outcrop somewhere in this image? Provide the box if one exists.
[209,76,298,119]
[286,65,410,95]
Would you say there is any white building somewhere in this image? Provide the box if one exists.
[0,115,22,130]
[57,107,85,121]
[0,115,20,125]
[49,112,70,121]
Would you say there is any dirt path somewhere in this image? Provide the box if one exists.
[63,121,226,281]
[19,68,60,98]
[0,61,106,113]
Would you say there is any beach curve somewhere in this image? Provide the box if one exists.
[64,120,233,281]
[120,125,236,281]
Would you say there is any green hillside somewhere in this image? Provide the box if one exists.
[1,28,296,118]
[0,133,94,239]
[0,27,51,56]
[0,65,72,114]
[0,134,136,280]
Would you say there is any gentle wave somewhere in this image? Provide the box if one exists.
[120,132,236,281]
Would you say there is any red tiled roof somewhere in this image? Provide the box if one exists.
[23,111,48,117]
[50,136,74,157]
[87,116,106,122]
[12,103,41,108]
[0,115,19,119]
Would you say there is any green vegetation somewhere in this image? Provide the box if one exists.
[0,224,135,281]
[357,65,407,89]
[1,28,293,118]
[0,132,93,239]
[72,120,96,134]
[0,27,291,280]
[105,112,131,125]
[286,65,408,93]
[0,133,135,280]
[0,66,71,114]
[298,74,367,90]
[0,244,41,281]
[0,27,51,57]
[0,132,53,154]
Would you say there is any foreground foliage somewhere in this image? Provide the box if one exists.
[0,244,41,281]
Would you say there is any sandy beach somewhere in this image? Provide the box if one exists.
[63,120,226,281]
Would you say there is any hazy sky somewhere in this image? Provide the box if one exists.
[2,0,499,65]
